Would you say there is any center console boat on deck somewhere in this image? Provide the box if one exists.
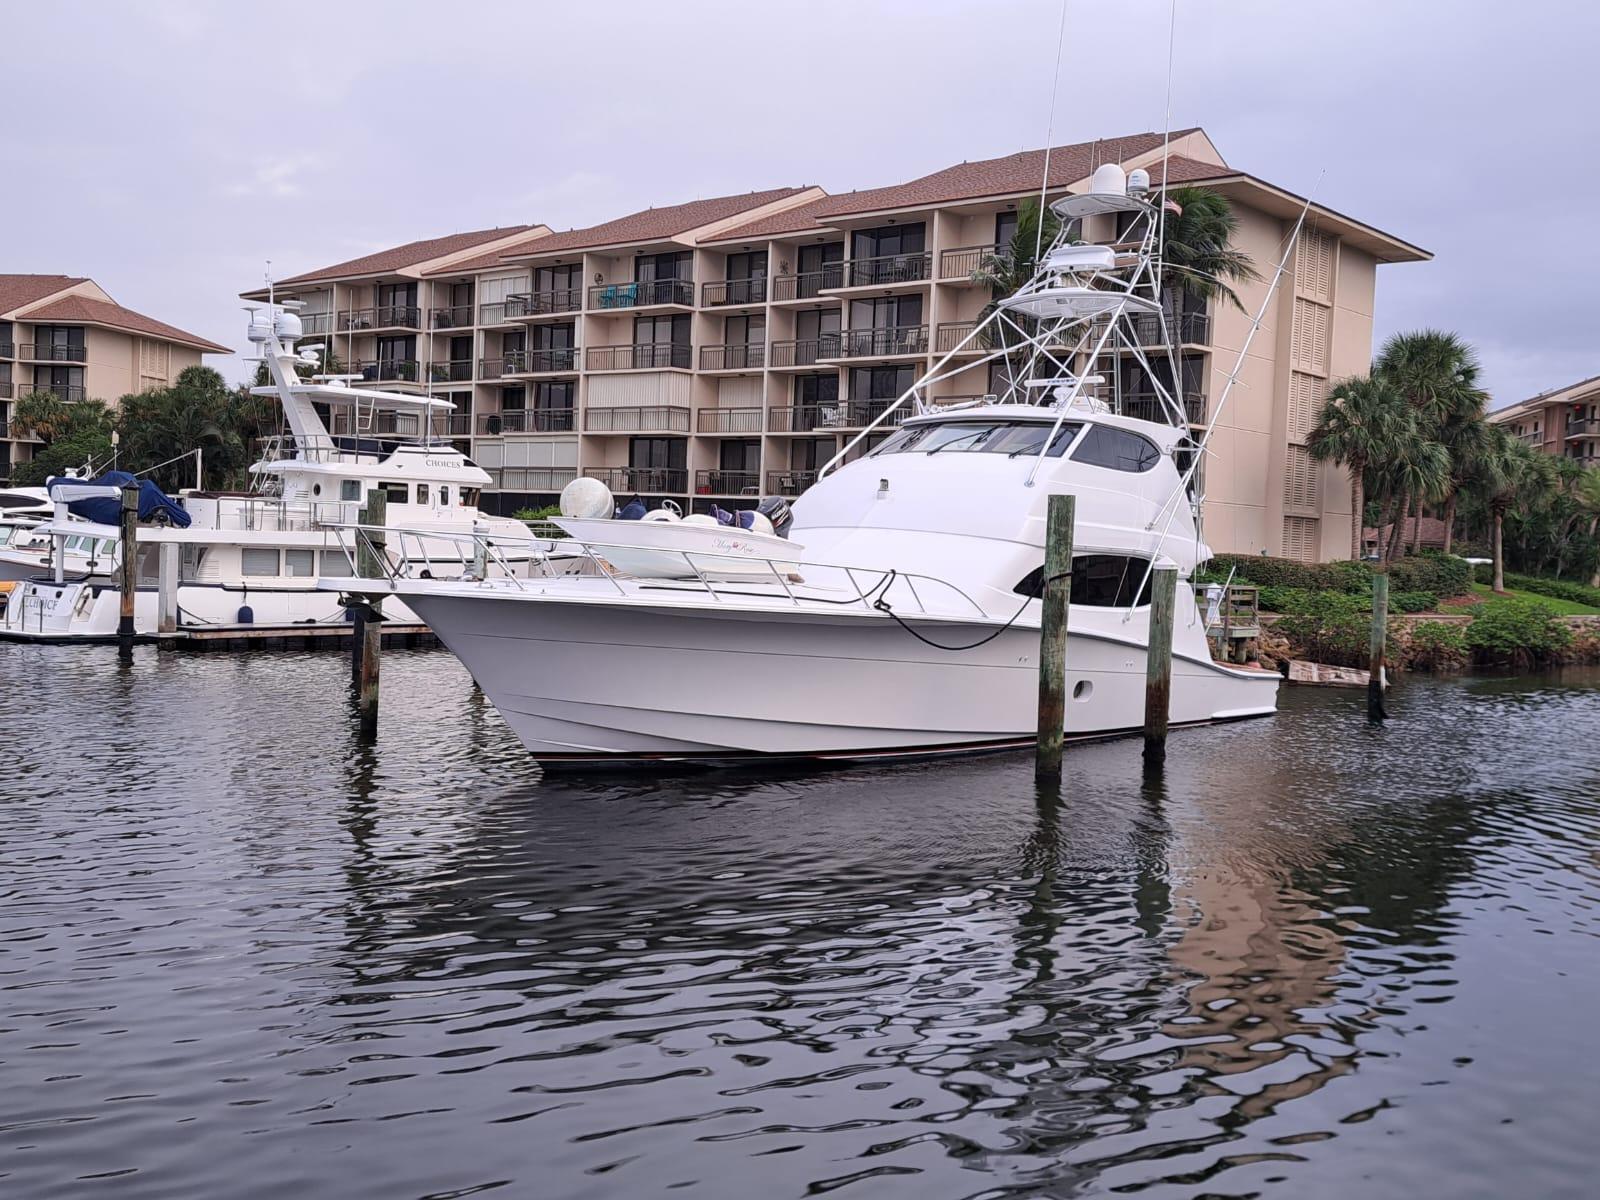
[332,162,1283,765]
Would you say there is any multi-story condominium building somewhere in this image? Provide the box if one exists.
[1490,376,1600,466]
[249,128,1428,561]
[1,274,229,484]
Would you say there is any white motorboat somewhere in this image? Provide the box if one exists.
[0,305,562,643]
[334,161,1289,765]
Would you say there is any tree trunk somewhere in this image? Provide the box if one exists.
[1375,491,1398,563]
[1349,470,1365,561]
[1442,493,1457,554]
[1492,511,1505,593]
[1591,517,1600,589]
[1386,489,1411,563]
[1410,495,1424,556]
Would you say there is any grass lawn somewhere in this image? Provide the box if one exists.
[1438,582,1600,616]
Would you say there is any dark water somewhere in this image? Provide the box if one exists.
[2,648,1598,1200]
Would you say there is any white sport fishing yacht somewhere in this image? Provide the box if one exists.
[335,163,1286,764]
[0,307,547,643]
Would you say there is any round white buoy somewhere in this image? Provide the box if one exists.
[559,477,614,519]
[641,508,681,522]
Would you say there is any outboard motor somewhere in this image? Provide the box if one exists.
[757,496,793,539]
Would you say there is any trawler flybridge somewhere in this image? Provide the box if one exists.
[329,161,1285,762]
[0,302,551,642]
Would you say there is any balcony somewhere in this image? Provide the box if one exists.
[1517,429,1542,444]
[837,252,932,289]
[1567,417,1599,439]
[1120,309,1212,347]
[702,277,768,307]
[0,341,13,357]
[429,359,474,383]
[768,338,838,368]
[828,326,929,359]
[478,301,520,326]
[935,321,981,353]
[507,289,583,319]
[23,382,86,402]
[476,408,577,435]
[489,467,577,493]
[297,312,334,338]
[695,469,761,495]
[770,267,843,301]
[767,469,818,495]
[940,243,1007,281]
[583,406,691,433]
[585,466,688,494]
[697,407,764,434]
[587,279,695,310]
[430,304,474,330]
[700,342,765,371]
[586,343,693,372]
[767,402,905,432]
[1123,391,1208,425]
[355,358,421,383]
[338,305,421,331]
[0,381,10,399]
[19,343,86,363]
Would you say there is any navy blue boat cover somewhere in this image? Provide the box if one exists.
[47,471,193,528]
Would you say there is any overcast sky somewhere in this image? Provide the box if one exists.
[4,0,1592,406]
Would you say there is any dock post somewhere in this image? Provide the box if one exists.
[356,490,388,740]
[1368,571,1389,722]
[1035,494,1075,779]
[117,482,139,660]
[1143,564,1178,765]
[156,541,180,642]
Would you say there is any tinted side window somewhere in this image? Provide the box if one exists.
[1013,554,1153,607]
[1070,424,1161,472]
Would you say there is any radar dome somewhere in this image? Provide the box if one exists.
[273,311,303,341]
[1089,163,1127,196]
[1126,168,1150,195]
[559,476,614,519]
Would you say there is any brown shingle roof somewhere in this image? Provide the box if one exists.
[0,274,87,316]
[1143,154,1234,185]
[19,294,230,353]
[277,225,538,285]
[496,187,812,258]
[813,130,1205,217]
[436,231,560,276]
[703,196,839,244]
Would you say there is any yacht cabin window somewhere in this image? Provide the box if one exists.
[284,549,316,578]
[380,481,408,504]
[871,420,1083,458]
[242,548,278,577]
[340,480,361,502]
[461,487,480,507]
[322,549,355,576]
[1013,554,1153,608]
[416,484,430,505]
[439,486,450,506]
[1069,425,1162,473]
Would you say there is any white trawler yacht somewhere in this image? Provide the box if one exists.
[0,307,546,642]
[335,163,1284,763]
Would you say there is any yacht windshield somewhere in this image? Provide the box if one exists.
[871,420,1082,458]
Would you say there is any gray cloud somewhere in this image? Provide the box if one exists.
[2,0,1590,407]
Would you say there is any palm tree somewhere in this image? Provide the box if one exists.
[1155,186,1261,312]
[1382,415,1451,562]
[116,366,270,492]
[1467,427,1553,592]
[1307,374,1407,560]
[970,198,1061,349]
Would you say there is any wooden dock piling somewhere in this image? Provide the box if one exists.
[117,483,139,660]
[355,491,388,740]
[1368,571,1389,721]
[1035,494,1075,779]
[1143,564,1178,765]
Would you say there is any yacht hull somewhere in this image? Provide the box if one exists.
[400,589,1278,764]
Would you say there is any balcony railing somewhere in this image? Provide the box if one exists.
[831,326,928,358]
[1122,391,1208,425]
[1118,309,1212,347]
[935,321,981,353]
[767,469,818,495]
[489,467,577,493]
[939,243,1007,280]
[430,304,474,329]
[767,402,905,432]
[429,359,474,383]
[476,408,577,435]
[355,358,421,382]
[23,383,88,403]
[297,312,333,337]
[695,469,761,495]
[588,279,695,309]
[478,301,519,326]
[840,251,932,288]
[697,406,764,433]
[585,466,689,494]
[770,267,844,301]
[338,305,420,331]
[0,341,13,357]
[1517,430,1541,444]
[0,381,11,399]
[700,343,765,371]
[768,337,838,368]
[586,344,693,371]
[507,289,583,318]
[19,343,86,362]
[583,405,691,433]
[1567,417,1599,439]
[702,277,768,306]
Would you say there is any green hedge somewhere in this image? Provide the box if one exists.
[1476,570,1600,608]
[1207,553,1470,600]
[1465,598,1572,663]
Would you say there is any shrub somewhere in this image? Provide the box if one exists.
[1502,572,1600,609]
[1464,598,1572,665]
[1400,621,1468,672]
[1258,584,1317,613]
[1324,559,1374,595]
[1389,590,1438,614]
[1387,555,1472,597]
[1274,591,1372,666]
